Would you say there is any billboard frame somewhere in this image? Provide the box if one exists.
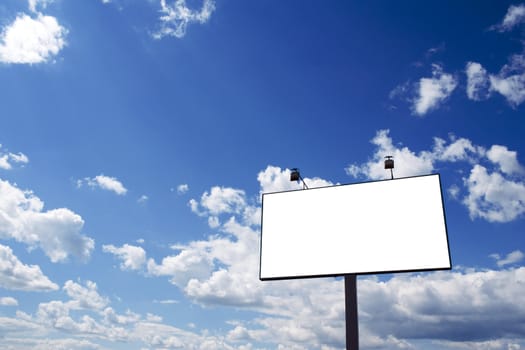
[259,173,452,281]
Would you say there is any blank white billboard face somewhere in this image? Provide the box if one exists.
[259,174,451,280]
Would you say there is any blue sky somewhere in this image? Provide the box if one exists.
[0,0,524,349]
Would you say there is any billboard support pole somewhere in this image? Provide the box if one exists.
[345,274,359,350]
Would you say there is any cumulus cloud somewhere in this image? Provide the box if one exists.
[103,244,147,271]
[153,0,216,39]
[74,162,525,348]
[490,250,525,267]
[466,62,491,101]
[358,267,525,343]
[199,186,246,215]
[0,13,67,64]
[0,179,95,262]
[346,130,525,223]
[147,242,215,287]
[63,280,109,311]
[463,165,525,222]
[412,64,457,116]
[491,3,525,32]
[141,179,525,348]
[189,185,263,228]
[77,174,127,195]
[2,276,238,349]
[0,244,58,291]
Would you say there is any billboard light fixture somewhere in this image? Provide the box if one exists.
[290,168,308,189]
[384,156,394,179]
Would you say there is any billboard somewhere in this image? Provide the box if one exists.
[259,174,451,280]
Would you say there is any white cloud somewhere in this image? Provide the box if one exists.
[0,244,58,291]
[346,130,525,223]
[189,185,263,228]
[145,183,525,348]
[0,280,245,349]
[2,336,100,350]
[0,179,94,262]
[37,162,525,348]
[78,174,127,195]
[487,145,525,175]
[345,129,434,180]
[147,242,214,287]
[433,135,484,162]
[0,146,29,170]
[490,250,525,267]
[358,267,525,343]
[490,73,525,107]
[463,164,525,222]
[103,307,140,325]
[0,13,67,64]
[257,165,333,194]
[137,194,148,204]
[177,183,189,194]
[28,0,54,13]
[438,339,523,350]
[466,62,491,101]
[0,155,10,170]
[0,296,18,306]
[448,184,461,199]
[488,54,525,107]
[63,280,109,311]
[154,0,216,39]
[207,215,220,228]
[103,244,147,271]
[492,3,525,32]
[412,64,457,116]
[199,186,246,215]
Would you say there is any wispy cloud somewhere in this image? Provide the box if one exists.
[491,3,525,32]
[77,175,128,195]
[0,146,29,170]
[490,250,525,267]
[137,194,149,204]
[466,61,491,101]
[153,0,216,39]
[488,53,525,107]
[28,0,54,13]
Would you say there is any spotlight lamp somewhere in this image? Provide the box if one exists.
[289,168,308,189]
[384,156,394,179]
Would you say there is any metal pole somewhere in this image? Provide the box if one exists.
[345,274,359,350]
